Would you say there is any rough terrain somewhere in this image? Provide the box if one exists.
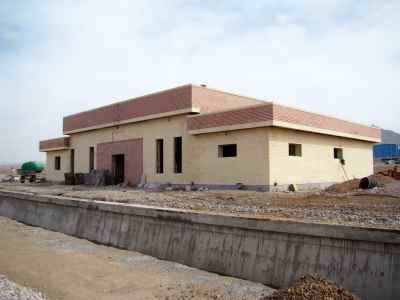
[1,181,400,229]
[0,216,273,300]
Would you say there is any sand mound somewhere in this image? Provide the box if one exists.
[326,173,397,193]
[325,179,360,193]
[261,274,360,300]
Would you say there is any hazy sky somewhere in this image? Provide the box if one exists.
[1,1,399,164]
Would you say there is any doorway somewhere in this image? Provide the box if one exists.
[112,154,125,185]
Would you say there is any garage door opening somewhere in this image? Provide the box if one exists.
[112,154,125,185]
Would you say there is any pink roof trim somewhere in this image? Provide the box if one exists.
[39,137,70,151]
[187,103,380,140]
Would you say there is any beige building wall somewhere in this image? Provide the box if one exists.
[190,128,269,186]
[44,115,374,189]
[45,150,71,182]
[67,115,269,186]
[70,115,193,184]
[267,127,373,187]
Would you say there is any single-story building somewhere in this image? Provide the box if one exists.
[39,84,380,191]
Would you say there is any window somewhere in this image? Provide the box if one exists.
[70,149,74,173]
[55,156,61,170]
[156,139,164,174]
[289,143,302,157]
[174,137,182,173]
[89,147,95,171]
[334,148,343,159]
[218,144,237,157]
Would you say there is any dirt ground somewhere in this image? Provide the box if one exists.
[1,181,400,230]
[0,216,273,300]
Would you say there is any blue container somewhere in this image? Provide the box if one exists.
[373,144,400,159]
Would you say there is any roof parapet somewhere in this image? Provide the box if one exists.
[39,137,70,152]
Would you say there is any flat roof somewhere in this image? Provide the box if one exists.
[39,137,70,152]
[49,84,379,142]
[62,84,263,134]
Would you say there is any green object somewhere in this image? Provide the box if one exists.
[21,161,45,173]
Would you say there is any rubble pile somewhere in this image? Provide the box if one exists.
[261,274,360,300]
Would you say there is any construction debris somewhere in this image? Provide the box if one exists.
[83,170,112,186]
[198,186,209,192]
[143,182,166,192]
[0,175,18,183]
[287,184,297,192]
[261,274,360,300]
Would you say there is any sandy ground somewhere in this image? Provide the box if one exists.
[1,182,400,230]
[0,216,273,300]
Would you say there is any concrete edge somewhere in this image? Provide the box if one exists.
[1,189,399,245]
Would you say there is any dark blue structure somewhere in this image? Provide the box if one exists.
[373,144,400,159]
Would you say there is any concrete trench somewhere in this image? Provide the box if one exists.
[0,190,399,300]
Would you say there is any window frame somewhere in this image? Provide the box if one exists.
[218,144,237,158]
[54,156,61,170]
[288,143,302,157]
[174,137,182,174]
[334,147,343,160]
[156,139,164,174]
[89,146,95,171]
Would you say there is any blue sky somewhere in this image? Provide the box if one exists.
[0,0,399,164]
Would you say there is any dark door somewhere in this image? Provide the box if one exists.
[70,149,75,174]
[112,154,125,185]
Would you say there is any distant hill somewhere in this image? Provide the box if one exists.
[381,129,400,144]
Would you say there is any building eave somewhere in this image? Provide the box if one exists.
[64,108,200,135]
[188,120,380,142]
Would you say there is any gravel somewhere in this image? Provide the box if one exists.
[0,274,47,300]
[1,182,400,229]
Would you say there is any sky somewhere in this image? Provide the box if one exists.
[0,0,399,164]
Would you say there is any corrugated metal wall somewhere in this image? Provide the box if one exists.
[373,144,400,158]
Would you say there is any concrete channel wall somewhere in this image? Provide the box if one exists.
[0,190,399,300]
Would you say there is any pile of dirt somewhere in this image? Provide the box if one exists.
[261,274,360,300]
[326,174,397,193]
[325,179,360,193]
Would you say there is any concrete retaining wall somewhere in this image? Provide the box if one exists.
[0,190,399,300]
